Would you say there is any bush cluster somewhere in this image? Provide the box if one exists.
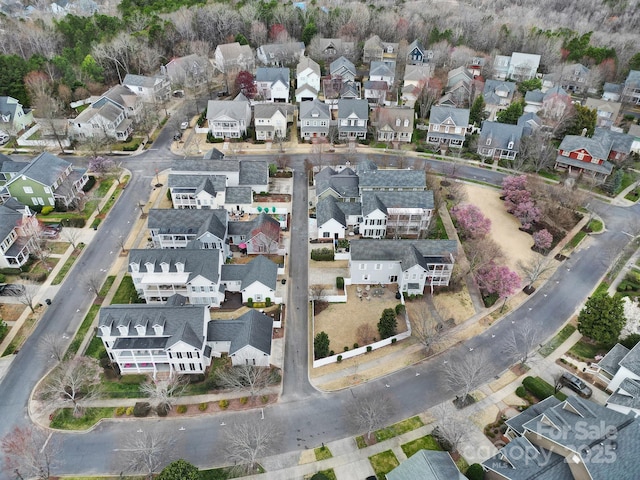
[522,376,566,401]
[219,399,229,409]
[198,402,208,411]
[176,405,187,414]
[311,248,334,261]
[82,176,96,192]
[133,402,151,417]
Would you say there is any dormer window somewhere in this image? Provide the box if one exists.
[100,324,111,337]
[117,324,128,335]
[144,261,154,272]
[153,323,164,335]
[508,141,514,149]
[135,323,145,336]
[486,138,491,146]
[175,262,184,273]
[404,119,409,127]
[130,262,139,273]
[160,262,169,273]
[396,118,401,127]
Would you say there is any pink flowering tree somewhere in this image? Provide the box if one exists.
[512,200,541,230]
[502,175,529,212]
[450,204,492,239]
[476,263,521,311]
[533,229,553,253]
[88,156,115,176]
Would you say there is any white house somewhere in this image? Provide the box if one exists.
[0,200,38,268]
[0,96,33,133]
[256,42,305,66]
[122,74,171,103]
[597,342,640,417]
[255,67,290,103]
[214,42,255,76]
[206,94,252,139]
[207,310,274,366]
[296,56,321,93]
[369,61,395,88]
[295,83,318,103]
[330,56,356,83]
[167,174,227,210]
[254,104,292,141]
[221,255,281,304]
[171,157,269,195]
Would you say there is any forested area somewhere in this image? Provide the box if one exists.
[0,0,638,110]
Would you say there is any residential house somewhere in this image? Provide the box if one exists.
[477,121,523,163]
[364,81,390,107]
[97,300,212,376]
[170,157,268,194]
[161,54,212,90]
[517,111,542,136]
[167,174,227,210]
[369,61,396,89]
[554,134,614,180]
[360,190,433,239]
[314,166,360,203]
[256,42,305,67]
[362,35,398,64]
[314,38,355,62]
[50,0,71,15]
[348,239,457,294]
[493,55,511,80]
[426,106,470,148]
[483,396,640,480]
[467,56,487,78]
[560,63,590,94]
[374,107,414,143]
[206,94,252,139]
[592,127,634,164]
[316,195,361,240]
[493,52,540,81]
[214,42,255,76]
[227,213,282,254]
[597,343,640,417]
[0,152,88,208]
[356,166,427,195]
[237,160,270,193]
[0,96,33,133]
[525,86,572,120]
[122,74,171,103]
[337,99,369,140]
[220,255,280,304]
[387,450,465,480]
[253,104,293,141]
[255,67,290,103]
[400,84,422,109]
[323,77,361,109]
[602,82,623,102]
[0,155,25,185]
[0,200,38,268]
[128,248,226,307]
[406,39,432,65]
[403,64,431,88]
[296,56,321,93]
[585,98,621,128]
[629,124,640,154]
[444,66,473,107]
[622,70,640,105]
[147,208,229,256]
[295,83,318,103]
[483,80,516,121]
[299,99,330,140]
[330,56,357,83]
[206,310,273,366]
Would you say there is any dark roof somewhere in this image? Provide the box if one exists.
[361,191,434,216]
[148,208,228,240]
[98,303,207,350]
[349,239,457,270]
[608,378,640,410]
[555,154,613,175]
[315,167,360,198]
[387,450,465,480]
[0,204,24,244]
[0,157,25,173]
[227,213,280,239]
[593,128,634,155]
[255,67,290,86]
[505,396,561,436]
[239,160,268,186]
[172,158,238,174]
[14,152,70,186]
[429,105,470,126]
[619,342,640,376]
[597,343,630,377]
[128,248,221,283]
[225,186,253,204]
[558,135,611,160]
[337,99,368,120]
[203,148,225,160]
[524,89,544,103]
[206,310,273,354]
[316,196,346,227]
[358,169,426,189]
[479,121,524,151]
[168,174,227,195]
[221,255,278,290]
[299,98,330,120]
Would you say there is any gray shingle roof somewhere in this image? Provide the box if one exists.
[349,239,457,270]
[225,186,253,204]
[256,67,290,86]
[625,70,640,89]
[403,64,431,82]
[558,135,611,160]
[299,98,330,120]
[0,156,25,173]
[338,99,368,120]
[148,208,228,240]
[358,169,426,189]
[0,204,24,246]
[172,158,237,174]
[369,61,395,77]
[505,396,561,436]
[98,303,207,350]
[608,378,640,410]
[316,196,346,227]
[479,121,523,151]
[221,255,278,290]
[122,73,159,88]
[555,154,613,175]
[361,191,434,216]
[330,56,356,76]
[227,212,280,238]
[315,167,360,198]
[203,148,225,160]
[206,98,250,122]
[253,103,293,121]
[593,127,633,155]
[387,450,465,480]
[206,309,273,355]
[14,152,70,187]
[429,105,470,126]
[239,160,268,186]
[128,248,221,283]
[168,174,227,195]
[296,56,320,77]
[603,82,623,94]
[524,89,544,103]
[619,342,640,376]
[597,343,630,377]
[483,79,516,99]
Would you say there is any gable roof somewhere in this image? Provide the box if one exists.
[403,64,431,83]
[370,61,395,77]
[253,103,292,121]
[505,396,562,436]
[296,56,320,77]
[216,42,253,61]
[592,127,633,155]
[350,239,457,270]
[256,67,290,86]
[337,99,368,119]
[618,341,640,376]
[608,377,640,411]
[483,79,517,99]
[558,135,611,160]
[206,98,250,122]
[172,158,237,175]
[330,56,356,77]
[375,107,414,134]
[316,196,346,227]
[227,212,280,239]
[220,255,278,290]
[206,309,273,354]
[299,99,330,120]
[128,248,221,284]
[168,174,227,196]
[239,160,268,186]
[429,105,470,126]
[358,168,426,189]
[122,73,163,89]
[12,152,70,187]
[361,190,434,216]
[225,186,253,204]
[147,208,228,240]
[524,89,544,104]
[387,450,465,480]
[479,121,524,150]
[0,203,25,243]
[625,70,640,89]
[597,343,630,377]
[315,167,360,198]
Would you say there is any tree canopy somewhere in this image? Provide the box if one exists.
[469,94,486,126]
[564,103,597,137]
[157,459,199,480]
[578,294,626,345]
[378,308,398,339]
[496,101,525,125]
[314,331,330,359]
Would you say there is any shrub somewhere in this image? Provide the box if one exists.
[522,376,567,401]
[329,350,334,356]
[466,463,485,480]
[115,407,126,416]
[336,276,344,289]
[133,402,152,417]
[344,346,349,352]
[261,395,269,404]
[395,304,405,315]
[239,396,249,405]
[378,308,398,339]
[41,206,54,216]
[125,406,134,416]
[515,386,526,398]
[311,247,335,261]
[366,346,372,352]
[122,142,140,151]
[157,403,170,416]
[621,333,640,349]
[0,273,5,283]
[198,402,208,411]
[391,338,397,344]
[219,399,229,409]
[176,405,187,414]
[82,176,96,192]
[353,343,359,349]
[247,298,253,307]
[337,355,342,362]
[266,297,272,307]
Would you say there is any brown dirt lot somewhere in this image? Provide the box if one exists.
[313,285,406,353]
[0,303,26,322]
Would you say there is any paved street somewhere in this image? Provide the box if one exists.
[0,124,637,475]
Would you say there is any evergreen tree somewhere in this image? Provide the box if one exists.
[378,308,398,339]
[314,331,330,359]
[157,459,199,480]
[469,94,486,126]
[565,104,597,137]
[578,294,626,345]
[496,101,524,125]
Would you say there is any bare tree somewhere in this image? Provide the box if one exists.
[216,365,275,400]
[39,333,66,362]
[518,255,554,293]
[356,323,376,346]
[431,403,469,454]
[463,237,504,277]
[84,272,104,297]
[140,376,187,414]
[348,391,391,441]
[276,154,290,170]
[41,357,101,416]
[503,322,539,368]
[309,284,326,302]
[13,283,39,314]
[121,430,175,480]
[442,349,488,406]
[519,131,556,173]
[61,228,82,249]
[1,425,61,480]
[224,420,281,476]
[411,308,449,356]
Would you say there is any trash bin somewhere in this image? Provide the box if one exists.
[281,279,287,285]
[45,299,52,305]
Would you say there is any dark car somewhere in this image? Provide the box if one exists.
[173,132,183,141]
[560,372,592,398]
[0,284,25,296]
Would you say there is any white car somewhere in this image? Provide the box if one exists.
[0,131,9,145]
[180,121,189,130]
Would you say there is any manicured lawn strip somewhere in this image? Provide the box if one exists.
[539,325,576,357]
[99,275,116,297]
[315,445,333,461]
[569,338,611,361]
[95,178,114,198]
[50,407,115,430]
[369,450,399,480]
[100,375,146,398]
[356,435,367,449]
[587,219,603,233]
[198,468,235,480]
[401,435,442,457]
[593,282,610,297]
[429,215,448,240]
[48,242,71,254]
[375,416,423,442]
[51,248,82,285]
[625,189,640,202]
[111,275,144,304]
[620,171,639,194]
[2,314,35,356]
[65,305,100,359]
[566,231,586,249]
[455,455,470,473]
[314,469,337,480]
[85,335,106,359]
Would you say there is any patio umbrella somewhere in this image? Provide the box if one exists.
[238,243,247,249]
[257,206,263,212]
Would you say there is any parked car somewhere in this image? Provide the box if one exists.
[0,131,9,145]
[0,284,25,296]
[180,121,189,130]
[560,372,592,398]
[42,223,62,238]
[173,132,183,141]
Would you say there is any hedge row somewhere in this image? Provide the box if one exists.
[311,248,334,261]
[522,376,567,401]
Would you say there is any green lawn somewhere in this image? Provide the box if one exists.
[85,335,106,359]
[65,305,100,358]
[401,435,442,457]
[569,338,611,361]
[428,215,449,240]
[48,242,71,254]
[620,171,639,194]
[566,230,587,249]
[375,416,424,442]
[537,170,561,181]
[95,178,114,198]
[315,445,333,461]
[625,189,640,202]
[539,325,576,357]
[51,246,83,285]
[111,275,144,304]
[198,468,234,480]
[587,219,603,233]
[100,374,146,398]
[312,469,337,480]
[50,407,115,430]
[369,450,399,480]
[100,275,116,297]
